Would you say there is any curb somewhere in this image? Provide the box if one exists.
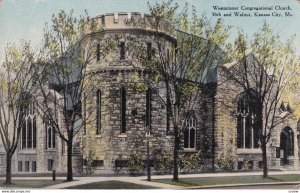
[185,181,300,189]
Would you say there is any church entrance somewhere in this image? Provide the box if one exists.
[280,127,294,165]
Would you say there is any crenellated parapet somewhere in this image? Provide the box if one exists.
[84,12,174,35]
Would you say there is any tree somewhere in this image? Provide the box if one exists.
[35,10,109,181]
[127,1,229,181]
[0,42,37,184]
[224,23,300,178]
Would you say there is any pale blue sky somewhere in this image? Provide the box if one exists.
[0,0,300,61]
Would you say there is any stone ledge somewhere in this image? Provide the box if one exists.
[17,149,37,155]
[182,148,198,153]
[118,133,128,138]
[95,135,103,138]
[237,148,262,154]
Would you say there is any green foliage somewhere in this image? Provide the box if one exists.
[181,151,203,173]
[127,152,145,176]
[242,160,251,170]
[217,154,234,171]
[152,148,173,174]
[84,150,96,175]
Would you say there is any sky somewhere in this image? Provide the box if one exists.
[0,0,300,61]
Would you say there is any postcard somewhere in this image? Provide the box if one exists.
[0,0,299,192]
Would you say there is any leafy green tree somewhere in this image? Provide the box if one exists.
[34,10,109,181]
[127,0,229,181]
[0,42,37,184]
[224,23,300,178]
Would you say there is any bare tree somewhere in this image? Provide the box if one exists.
[126,1,230,181]
[223,23,300,178]
[0,42,37,184]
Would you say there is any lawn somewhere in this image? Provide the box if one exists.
[66,180,158,189]
[152,174,300,187]
[0,180,64,189]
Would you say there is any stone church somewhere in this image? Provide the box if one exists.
[0,12,299,175]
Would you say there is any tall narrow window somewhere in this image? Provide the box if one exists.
[120,41,125,60]
[147,42,152,60]
[18,161,22,171]
[27,118,32,148]
[237,92,259,149]
[96,43,100,62]
[22,121,26,149]
[45,117,56,149]
[83,93,87,135]
[166,90,171,135]
[146,88,152,130]
[96,90,101,135]
[183,112,196,149]
[21,100,36,150]
[120,86,126,133]
[25,161,30,172]
[33,117,36,148]
[48,159,54,171]
[32,161,37,172]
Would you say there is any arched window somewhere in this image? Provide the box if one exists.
[183,112,196,149]
[120,86,126,133]
[45,117,56,149]
[237,92,259,149]
[280,127,294,159]
[96,90,102,135]
[21,101,37,149]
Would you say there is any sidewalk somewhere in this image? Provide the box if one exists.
[1,170,300,189]
[45,170,300,189]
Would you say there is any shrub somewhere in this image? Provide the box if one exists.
[217,154,234,171]
[152,148,173,174]
[85,150,96,175]
[127,152,145,176]
[181,151,203,173]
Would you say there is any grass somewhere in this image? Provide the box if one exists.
[66,180,158,189]
[0,180,64,189]
[152,174,300,187]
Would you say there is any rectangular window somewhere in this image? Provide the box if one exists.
[18,161,22,172]
[32,161,36,172]
[48,159,54,171]
[25,161,30,172]
[147,42,152,60]
[120,87,126,133]
[96,44,100,62]
[120,42,125,60]
[238,161,243,170]
[92,160,104,168]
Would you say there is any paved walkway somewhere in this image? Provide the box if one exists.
[1,170,300,189]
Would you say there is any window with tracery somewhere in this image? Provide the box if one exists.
[237,93,259,149]
[183,112,196,149]
[21,101,37,149]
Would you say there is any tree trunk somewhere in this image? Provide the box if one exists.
[173,125,179,182]
[172,106,180,182]
[262,143,268,178]
[66,141,73,181]
[4,152,12,185]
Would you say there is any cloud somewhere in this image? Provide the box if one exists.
[0,0,4,7]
